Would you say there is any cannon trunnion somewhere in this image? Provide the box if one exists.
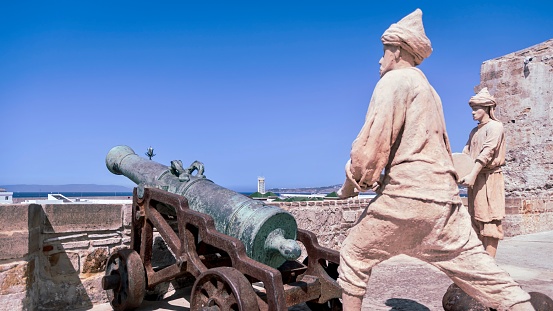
[102,146,342,311]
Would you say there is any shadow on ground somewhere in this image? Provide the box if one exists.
[385,298,430,311]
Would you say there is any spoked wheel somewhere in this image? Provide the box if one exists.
[190,267,259,311]
[102,249,146,311]
[303,257,343,311]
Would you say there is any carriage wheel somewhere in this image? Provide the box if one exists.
[103,249,146,311]
[303,257,343,311]
[190,267,259,311]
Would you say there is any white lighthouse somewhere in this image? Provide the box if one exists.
[257,177,266,194]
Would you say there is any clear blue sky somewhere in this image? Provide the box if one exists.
[1,1,552,191]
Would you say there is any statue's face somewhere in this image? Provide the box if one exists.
[379,45,398,77]
[471,105,489,122]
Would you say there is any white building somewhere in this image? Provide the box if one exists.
[23,193,131,204]
[0,188,13,204]
[257,177,266,194]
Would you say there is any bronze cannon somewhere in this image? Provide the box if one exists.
[102,145,342,311]
[105,145,301,268]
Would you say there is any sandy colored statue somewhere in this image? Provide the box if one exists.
[336,8,534,311]
[458,88,506,258]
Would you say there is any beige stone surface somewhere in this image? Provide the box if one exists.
[0,204,41,232]
[0,204,41,260]
[42,204,122,233]
[0,232,33,260]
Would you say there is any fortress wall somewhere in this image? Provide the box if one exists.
[0,198,552,310]
[476,38,553,197]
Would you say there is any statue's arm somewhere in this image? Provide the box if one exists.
[338,75,407,198]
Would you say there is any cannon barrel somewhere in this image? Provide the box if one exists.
[106,145,301,268]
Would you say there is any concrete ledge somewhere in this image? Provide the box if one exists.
[42,204,122,233]
[0,204,41,232]
[0,232,35,260]
[0,204,41,260]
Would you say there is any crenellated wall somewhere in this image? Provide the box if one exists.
[1,197,551,310]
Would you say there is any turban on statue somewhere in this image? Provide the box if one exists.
[469,87,499,121]
[381,8,432,66]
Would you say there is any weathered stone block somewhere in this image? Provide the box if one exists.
[91,237,121,246]
[0,292,30,311]
[43,251,80,278]
[122,204,133,227]
[42,204,122,233]
[43,240,90,252]
[38,278,92,311]
[81,248,108,274]
[0,204,41,260]
[343,210,359,223]
[81,274,108,305]
[0,260,35,295]
[43,233,87,243]
[0,232,33,260]
[0,204,41,232]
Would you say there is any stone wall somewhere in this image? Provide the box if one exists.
[275,196,553,248]
[1,197,552,310]
[0,204,41,311]
[476,38,553,197]
[0,203,132,311]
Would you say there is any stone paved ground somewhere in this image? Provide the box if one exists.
[85,230,553,311]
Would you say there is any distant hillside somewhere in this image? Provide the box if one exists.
[267,184,342,194]
[0,184,133,192]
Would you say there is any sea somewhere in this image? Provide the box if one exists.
[12,191,255,198]
[13,192,134,198]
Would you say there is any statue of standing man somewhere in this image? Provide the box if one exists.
[459,88,506,258]
[336,9,534,311]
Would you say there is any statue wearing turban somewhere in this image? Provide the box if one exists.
[336,9,534,311]
[460,87,507,258]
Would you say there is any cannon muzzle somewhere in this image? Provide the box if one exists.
[106,145,301,268]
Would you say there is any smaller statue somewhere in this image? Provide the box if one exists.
[459,88,506,258]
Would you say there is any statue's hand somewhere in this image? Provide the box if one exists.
[371,181,381,192]
[337,185,356,199]
[459,173,477,188]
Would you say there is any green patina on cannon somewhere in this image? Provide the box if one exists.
[106,145,301,268]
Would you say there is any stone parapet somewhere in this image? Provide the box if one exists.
[42,204,122,233]
[277,196,553,250]
[0,196,552,310]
